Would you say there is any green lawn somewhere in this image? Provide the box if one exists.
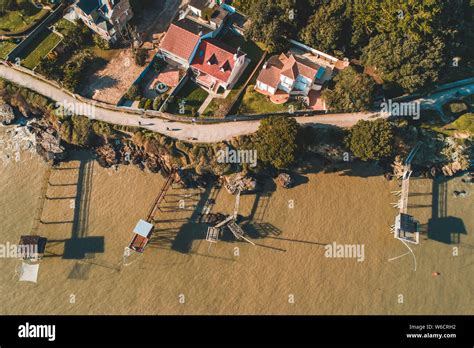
[0,40,17,59]
[166,80,209,116]
[419,97,474,137]
[0,0,49,35]
[53,18,76,34]
[19,29,62,69]
[432,113,474,137]
[237,84,288,114]
[201,33,265,117]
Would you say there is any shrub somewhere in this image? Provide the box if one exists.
[144,98,152,110]
[135,48,147,66]
[153,96,162,110]
[125,84,140,100]
[93,34,110,50]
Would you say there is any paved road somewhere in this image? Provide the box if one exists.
[0,64,386,143]
[418,82,474,122]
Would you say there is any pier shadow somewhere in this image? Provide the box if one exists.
[42,151,105,262]
[426,177,468,244]
[170,183,215,253]
[148,183,215,254]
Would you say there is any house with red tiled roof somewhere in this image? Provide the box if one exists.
[256,53,327,97]
[158,1,231,68]
[159,17,215,68]
[190,39,247,92]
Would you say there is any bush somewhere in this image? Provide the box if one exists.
[93,34,110,50]
[135,48,147,66]
[153,96,162,110]
[125,84,140,100]
[446,101,468,115]
[144,99,152,110]
[138,97,147,109]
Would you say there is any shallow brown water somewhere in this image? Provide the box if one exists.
[0,133,472,314]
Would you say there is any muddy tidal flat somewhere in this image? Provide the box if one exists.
[0,133,472,314]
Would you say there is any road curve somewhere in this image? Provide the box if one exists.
[0,64,383,143]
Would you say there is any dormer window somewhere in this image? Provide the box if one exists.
[220,60,231,72]
[207,54,217,65]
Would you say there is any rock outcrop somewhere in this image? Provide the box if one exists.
[0,100,15,125]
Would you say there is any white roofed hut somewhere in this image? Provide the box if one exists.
[128,219,154,253]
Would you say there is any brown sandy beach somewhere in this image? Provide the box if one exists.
[0,128,472,315]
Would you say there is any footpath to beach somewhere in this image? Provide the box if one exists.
[0,64,386,143]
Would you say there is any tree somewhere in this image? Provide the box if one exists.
[245,0,299,52]
[345,119,394,161]
[92,121,113,140]
[299,0,349,53]
[361,33,445,93]
[322,66,376,112]
[93,34,110,50]
[152,96,162,110]
[135,48,147,66]
[144,98,152,110]
[0,0,16,14]
[255,116,299,169]
[63,50,93,91]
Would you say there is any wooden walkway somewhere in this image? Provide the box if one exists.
[146,170,177,222]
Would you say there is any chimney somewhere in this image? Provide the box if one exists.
[233,46,240,61]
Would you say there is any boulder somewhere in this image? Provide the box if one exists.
[221,173,257,194]
[0,101,15,125]
[277,173,293,188]
[96,143,118,168]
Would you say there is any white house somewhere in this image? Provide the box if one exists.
[256,53,327,96]
[74,0,133,42]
